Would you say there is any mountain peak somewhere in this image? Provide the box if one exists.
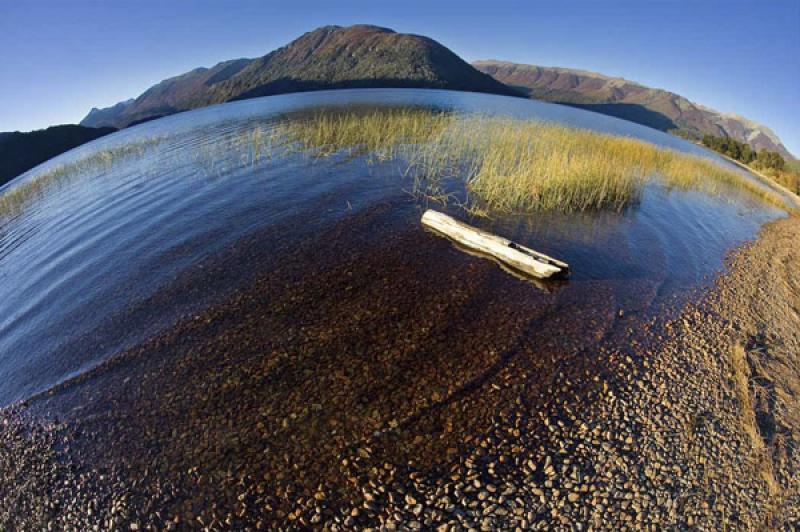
[313,24,396,34]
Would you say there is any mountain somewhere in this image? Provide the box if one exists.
[78,27,792,160]
[0,125,117,188]
[82,99,134,130]
[81,25,520,129]
[473,60,794,160]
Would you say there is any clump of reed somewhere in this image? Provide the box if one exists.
[0,136,163,217]
[273,109,786,212]
[440,117,643,212]
[276,108,455,160]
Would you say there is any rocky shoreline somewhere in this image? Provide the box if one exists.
[2,213,798,530]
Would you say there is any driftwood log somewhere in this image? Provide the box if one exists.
[421,210,569,280]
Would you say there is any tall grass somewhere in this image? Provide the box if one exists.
[278,108,455,159]
[445,117,643,212]
[1,109,786,220]
[0,136,163,217]
[274,110,786,212]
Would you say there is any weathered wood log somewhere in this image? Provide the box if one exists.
[421,209,569,280]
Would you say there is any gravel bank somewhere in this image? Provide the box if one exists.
[1,212,798,530]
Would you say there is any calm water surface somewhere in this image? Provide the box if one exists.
[0,89,784,405]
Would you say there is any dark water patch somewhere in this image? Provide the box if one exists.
[21,200,673,525]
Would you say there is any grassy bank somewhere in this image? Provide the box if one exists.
[276,109,786,212]
[762,162,800,196]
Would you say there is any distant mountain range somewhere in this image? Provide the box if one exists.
[82,27,793,160]
[81,25,517,129]
[473,60,794,160]
[0,125,116,188]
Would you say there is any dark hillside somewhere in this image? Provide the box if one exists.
[0,125,116,187]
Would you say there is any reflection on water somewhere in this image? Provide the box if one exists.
[0,89,784,405]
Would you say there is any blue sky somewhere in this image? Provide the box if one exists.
[1,0,798,155]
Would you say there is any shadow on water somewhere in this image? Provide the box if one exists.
[231,76,522,102]
[561,102,679,133]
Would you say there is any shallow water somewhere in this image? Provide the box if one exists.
[0,89,783,405]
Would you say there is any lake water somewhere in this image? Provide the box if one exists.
[0,89,784,405]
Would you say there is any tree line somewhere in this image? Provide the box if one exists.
[701,134,785,171]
